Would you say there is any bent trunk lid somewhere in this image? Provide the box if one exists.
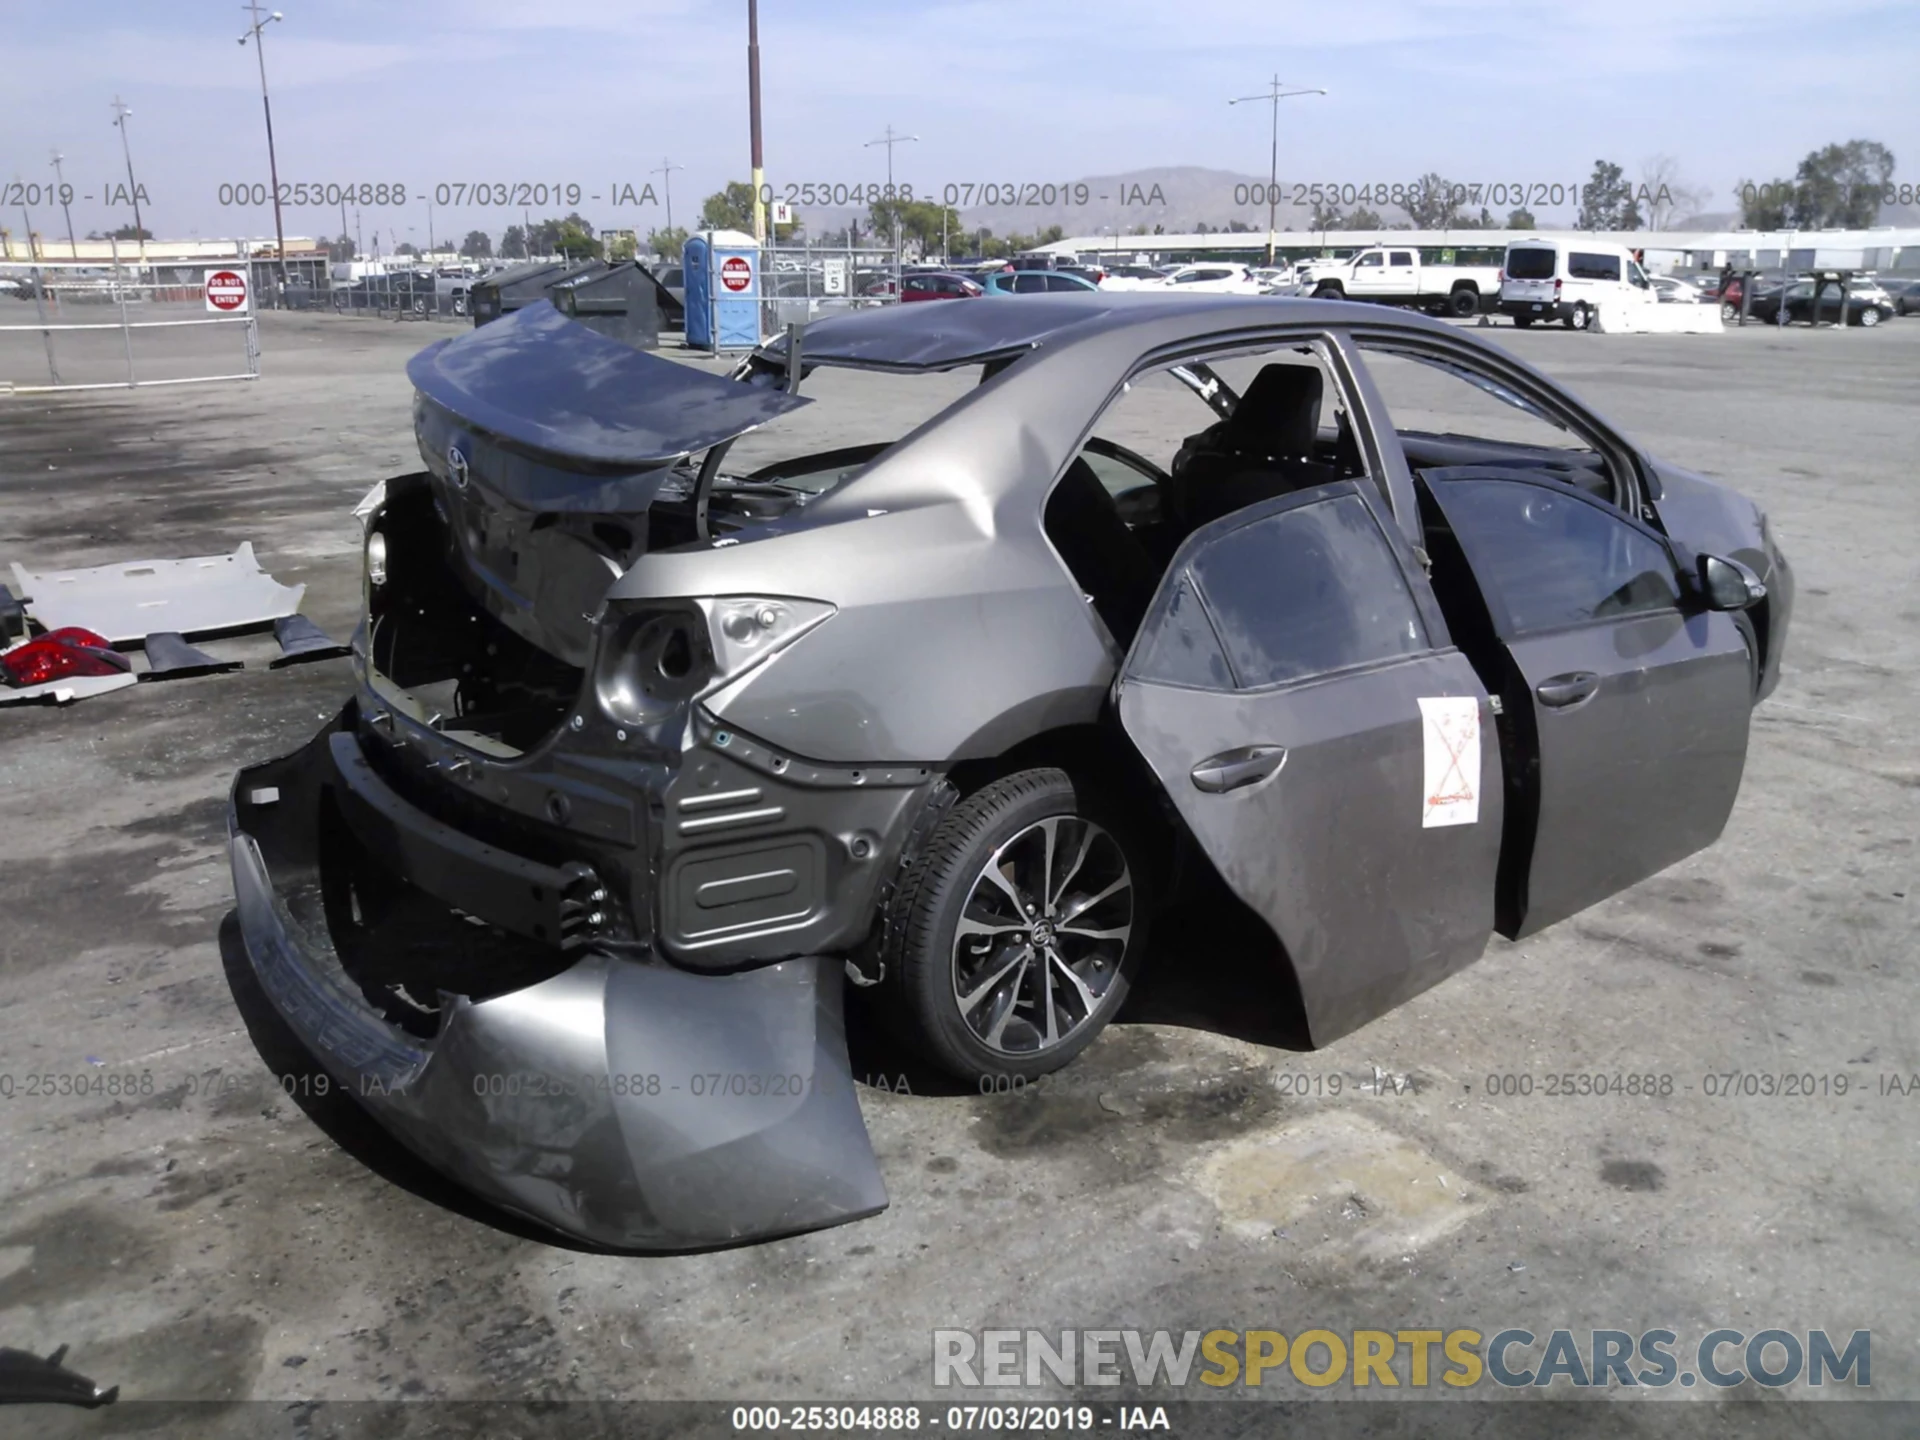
[405,302,810,663]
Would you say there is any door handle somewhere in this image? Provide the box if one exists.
[1190,745,1287,794]
[1535,671,1600,708]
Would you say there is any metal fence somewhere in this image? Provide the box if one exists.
[758,244,903,334]
[1,259,259,393]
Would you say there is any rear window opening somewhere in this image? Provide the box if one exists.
[1505,248,1558,280]
[367,484,585,755]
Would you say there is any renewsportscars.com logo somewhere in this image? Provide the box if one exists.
[932,1328,1871,1391]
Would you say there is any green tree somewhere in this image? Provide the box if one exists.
[868,199,961,255]
[395,241,418,256]
[108,222,153,241]
[459,230,492,260]
[1403,174,1463,229]
[1577,160,1641,229]
[1734,177,1792,229]
[1346,206,1384,230]
[700,181,758,232]
[1791,139,1895,227]
[647,226,688,261]
[1507,207,1536,229]
[499,225,527,259]
[555,222,602,261]
[327,233,355,261]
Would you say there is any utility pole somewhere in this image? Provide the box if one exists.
[1229,76,1325,266]
[50,151,78,257]
[651,158,684,234]
[110,97,148,267]
[864,124,919,259]
[239,3,289,290]
[747,0,765,242]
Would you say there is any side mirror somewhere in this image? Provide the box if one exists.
[1698,554,1767,611]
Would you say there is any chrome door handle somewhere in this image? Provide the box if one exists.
[1535,671,1600,708]
[1190,745,1287,794]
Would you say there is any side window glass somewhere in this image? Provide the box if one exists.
[1357,252,1383,268]
[1014,273,1046,293]
[1439,479,1679,634]
[1390,251,1415,267]
[1131,572,1232,688]
[1190,493,1428,688]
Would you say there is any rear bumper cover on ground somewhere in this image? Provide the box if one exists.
[226,719,888,1250]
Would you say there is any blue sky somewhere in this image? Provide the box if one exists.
[2,0,1915,245]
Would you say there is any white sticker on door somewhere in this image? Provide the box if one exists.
[1418,696,1480,828]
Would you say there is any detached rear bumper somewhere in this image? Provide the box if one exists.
[227,716,888,1251]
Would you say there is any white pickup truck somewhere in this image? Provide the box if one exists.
[1290,244,1501,317]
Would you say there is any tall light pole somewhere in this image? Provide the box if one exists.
[50,151,78,258]
[651,158,684,234]
[239,3,289,289]
[110,97,147,266]
[864,124,919,257]
[1229,76,1325,266]
[747,0,765,242]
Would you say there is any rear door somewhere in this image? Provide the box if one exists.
[1116,479,1503,1044]
[1382,249,1419,298]
[1417,470,1754,937]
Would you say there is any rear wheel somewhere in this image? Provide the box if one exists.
[1567,303,1592,331]
[1721,301,1738,321]
[1449,288,1479,317]
[882,769,1148,1083]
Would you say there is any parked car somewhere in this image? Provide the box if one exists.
[863,272,984,302]
[1649,275,1704,304]
[1097,264,1168,291]
[981,268,1099,295]
[1500,239,1657,329]
[1879,277,1920,316]
[1152,263,1263,295]
[230,294,1791,1252]
[1746,279,1894,327]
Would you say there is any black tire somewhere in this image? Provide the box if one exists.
[1512,314,1534,328]
[1720,301,1738,322]
[1567,303,1591,331]
[1313,283,1343,300]
[1449,287,1478,317]
[882,768,1150,1083]
[1858,307,1882,327]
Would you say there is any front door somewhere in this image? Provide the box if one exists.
[1417,468,1755,937]
[1116,479,1504,1044]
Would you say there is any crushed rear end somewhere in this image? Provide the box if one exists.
[226,302,890,1249]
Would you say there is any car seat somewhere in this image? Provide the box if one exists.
[1044,458,1163,648]
[1168,363,1338,532]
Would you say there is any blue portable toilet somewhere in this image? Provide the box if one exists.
[683,228,761,350]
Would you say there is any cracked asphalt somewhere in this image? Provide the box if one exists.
[0,309,1914,1438]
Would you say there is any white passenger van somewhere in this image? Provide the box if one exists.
[1498,238,1655,329]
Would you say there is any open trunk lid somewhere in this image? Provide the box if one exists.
[403,302,810,664]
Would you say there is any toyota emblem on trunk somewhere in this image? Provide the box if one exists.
[446,444,470,489]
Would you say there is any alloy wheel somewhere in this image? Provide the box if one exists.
[950,816,1133,1057]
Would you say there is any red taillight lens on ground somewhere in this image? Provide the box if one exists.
[0,628,132,688]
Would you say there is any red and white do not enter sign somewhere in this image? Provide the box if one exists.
[719,255,753,293]
[204,269,250,312]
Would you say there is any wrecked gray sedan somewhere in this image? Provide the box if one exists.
[228,295,1792,1249]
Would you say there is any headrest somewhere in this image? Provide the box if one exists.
[1223,363,1324,455]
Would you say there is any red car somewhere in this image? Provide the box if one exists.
[865,272,985,302]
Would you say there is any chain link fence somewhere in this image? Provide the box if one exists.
[1,259,259,393]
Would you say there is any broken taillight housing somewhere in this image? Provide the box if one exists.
[0,628,132,688]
